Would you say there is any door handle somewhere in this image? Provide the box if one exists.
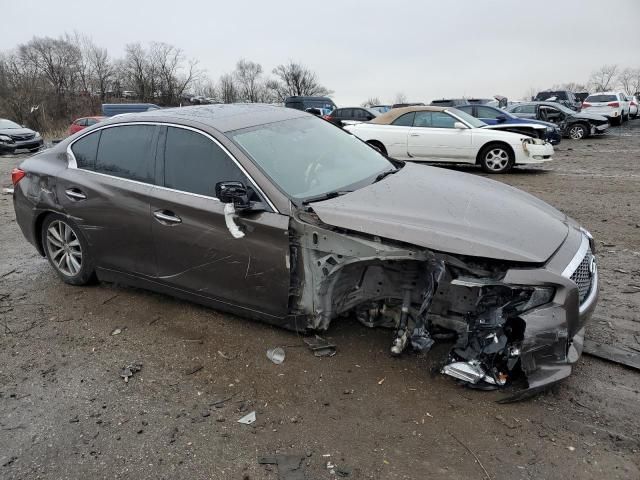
[65,188,87,200]
[409,133,420,137]
[153,209,182,224]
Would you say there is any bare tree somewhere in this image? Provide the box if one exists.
[551,82,588,92]
[588,65,618,91]
[393,92,407,104]
[617,68,639,95]
[362,97,381,107]
[235,59,264,102]
[218,73,238,103]
[87,42,113,101]
[272,61,331,98]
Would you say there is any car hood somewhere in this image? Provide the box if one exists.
[312,163,569,263]
[571,112,609,122]
[0,127,35,136]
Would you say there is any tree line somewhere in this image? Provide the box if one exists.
[0,33,331,132]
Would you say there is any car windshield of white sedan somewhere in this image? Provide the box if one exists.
[0,119,21,129]
[446,108,487,128]
[229,117,393,200]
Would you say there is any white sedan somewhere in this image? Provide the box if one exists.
[344,106,554,173]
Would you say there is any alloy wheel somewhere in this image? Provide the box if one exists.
[569,126,585,139]
[484,148,510,171]
[46,220,83,277]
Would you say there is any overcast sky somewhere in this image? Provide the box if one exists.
[4,0,639,105]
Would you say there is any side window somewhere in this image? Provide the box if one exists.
[333,109,343,118]
[518,105,536,114]
[430,112,457,128]
[342,108,354,119]
[476,106,501,119]
[392,112,415,126]
[77,118,88,126]
[86,118,99,126]
[413,111,432,127]
[164,127,248,197]
[96,125,156,183]
[71,131,101,170]
[457,105,473,115]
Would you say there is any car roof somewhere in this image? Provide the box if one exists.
[108,104,308,133]
[369,106,447,124]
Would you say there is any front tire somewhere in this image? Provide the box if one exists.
[568,123,589,140]
[478,143,514,174]
[41,213,96,285]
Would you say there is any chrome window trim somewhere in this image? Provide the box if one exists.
[561,234,590,279]
[66,121,279,213]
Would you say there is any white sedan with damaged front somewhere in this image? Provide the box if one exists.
[344,106,553,173]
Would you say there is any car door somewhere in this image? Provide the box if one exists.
[148,125,291,318]
[511,104,537,120]
[407,111,473,162]
[57,124,159,276]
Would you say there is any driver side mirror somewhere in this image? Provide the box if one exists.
[454,121,467,129]
[496,114,506,123]
[215,181,250,209]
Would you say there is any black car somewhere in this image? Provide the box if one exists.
[323,107,379,126]
[429,99,469,107]
[0,119,44,154]
[284,96,337,114]
[506,102,609,140]
[533,90,580,111]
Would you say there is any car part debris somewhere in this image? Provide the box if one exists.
[267,347,286,364]
[303,335,336,357]
[120,363,142,382]
[223,203,245,239]
[110,327,122,336]
[237,411,256,425]
[442,361,485,384]
[258,454,305,480]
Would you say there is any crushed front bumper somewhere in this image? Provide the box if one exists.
[499,228,598,400]
[519,139,554,164]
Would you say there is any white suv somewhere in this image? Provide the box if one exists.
[581,92,630,125]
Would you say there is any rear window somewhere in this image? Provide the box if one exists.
[95,125,156,183]
[585,94,617,103]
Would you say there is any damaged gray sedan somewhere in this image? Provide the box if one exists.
[11,104,598,397]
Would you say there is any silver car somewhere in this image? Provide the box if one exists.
[11,104,598,398]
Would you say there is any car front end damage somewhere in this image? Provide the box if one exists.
[516,137,554,165]
[288,210,597,399]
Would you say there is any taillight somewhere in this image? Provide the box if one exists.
[608,102,620,108]
[582,102,591,108]
[322,115,332,120]
[11,168,25,186]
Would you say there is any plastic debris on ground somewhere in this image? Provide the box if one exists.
[120,363,142,382]
[237,411,256,425]
[258,454,306,480]
[266,347,286,364]
[304,335,336,357]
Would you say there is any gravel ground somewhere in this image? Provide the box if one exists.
[1,122,639,480]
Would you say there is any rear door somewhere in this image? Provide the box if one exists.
[407,111,473,162]
[148,125,291,318]
[58,124,159,276]
[510,104,537,120]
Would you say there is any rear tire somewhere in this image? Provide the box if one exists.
[568,123,589,140]
[478,143,514,174]
[613,116,622,126]
[41,213,96,285]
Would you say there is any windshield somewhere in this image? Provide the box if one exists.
[585,94,617,103]
[228,116,393,201]
[446,108,487,128]
[0,119,22,129]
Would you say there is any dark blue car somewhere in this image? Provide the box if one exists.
[457,104,562,145]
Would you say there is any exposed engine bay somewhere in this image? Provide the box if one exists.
[289,209,568,396]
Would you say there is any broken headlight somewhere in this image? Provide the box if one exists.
[514,286,555,313]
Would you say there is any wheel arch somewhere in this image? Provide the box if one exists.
[475,141,515,165]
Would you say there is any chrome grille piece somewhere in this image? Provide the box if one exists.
[570,247,594,304]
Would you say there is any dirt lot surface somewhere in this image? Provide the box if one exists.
[1,123,639,480]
